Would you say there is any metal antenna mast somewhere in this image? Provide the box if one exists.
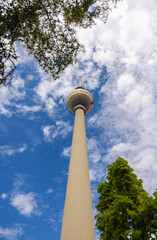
[79,70,82,87]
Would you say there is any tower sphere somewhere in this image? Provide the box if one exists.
[66,86,94,115]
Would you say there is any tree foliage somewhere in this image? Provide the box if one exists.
[0,0,120,84]
[95,157,157,240]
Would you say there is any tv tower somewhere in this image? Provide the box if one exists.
[61,74,95,240]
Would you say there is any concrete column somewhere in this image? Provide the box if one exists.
[61,105,95,240]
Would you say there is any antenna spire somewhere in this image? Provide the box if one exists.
[79,70,82,87]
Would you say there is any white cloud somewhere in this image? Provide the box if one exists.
[13,174,27,190]
[1,193,8,200]
[87,138,102,163]
[46,189,54,194]
[116,73,135,93]
[0,225,23,240]
[0,43,41,118]
[86,137,105,184]
[0,144,27,156]
[0,44,42,118]
[97,64,157,192]
[18,145,27,153]
[47,217,58,232]
[48,217,55,224]
[7,174,42,217]
[89,162,106,183]
[77,61,101,90]
[0,76,25,117]
[16,42,34,65]
[34,69,72,115]
[61,146,71,158]
[14,104,41,114]
[35,64,78,102]
[77,0,157,195]
[43,121,72,142]
[10,192,41,217]
[78,0,157,72]
[34,55,101,117]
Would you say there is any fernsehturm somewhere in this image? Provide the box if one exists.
[61,76,95,240]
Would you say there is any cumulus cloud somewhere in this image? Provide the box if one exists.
[7,174,42,217]
[0,80,41,117]
[0,76,25,117]
[10,192,41,217]
[14,104,41,114]
[43,120,72,142]
[87,138,102,163]
[95,60,157,192]
[0,144,27,156]
[89,164,106,182]
[13,173,27,189]
[34,53,101,117]
[76,0,157,194]
[0,77,41,118]
[0,44,41,118]
[86,137,106,183]
[15,42,34,65]
[78,0,157,71]
[0,225,23,240]
[61,146,71,158]
[34,68,73,115]
[35,68,73,101]
[1,193,8,200]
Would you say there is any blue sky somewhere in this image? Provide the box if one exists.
[1,0,157,239]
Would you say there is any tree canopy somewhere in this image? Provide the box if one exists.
[95,157,157,240]
[0,0,120,84]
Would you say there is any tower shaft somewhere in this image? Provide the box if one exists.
[61,105,95,240]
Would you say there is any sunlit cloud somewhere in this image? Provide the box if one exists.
[7,174,42,218]
[42,121,72,142]
[61,146,71,158]
[10,192,41,217]
[1,193,8,200]
[0,76,25,117]
[77,0,157,194]
[0,225,23,240]
[0,144,27,156]
[46,189,54,194]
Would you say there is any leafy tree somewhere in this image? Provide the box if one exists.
[95,157,157,240]
[0,0,120,84]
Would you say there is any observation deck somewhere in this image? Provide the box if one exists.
[66,86,94,115]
